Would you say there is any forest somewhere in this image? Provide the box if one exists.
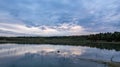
[0,31,120,42]
[87,31,120,42]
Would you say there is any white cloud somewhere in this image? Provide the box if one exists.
[0,0,119,34]
[0,23,90,36]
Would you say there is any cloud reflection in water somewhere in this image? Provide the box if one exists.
[0,44,120,67]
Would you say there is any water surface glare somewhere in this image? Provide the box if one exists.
[0,44,120,67]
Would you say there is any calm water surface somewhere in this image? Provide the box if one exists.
[0,44,120,67]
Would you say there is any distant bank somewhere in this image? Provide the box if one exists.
[0,32,120,51]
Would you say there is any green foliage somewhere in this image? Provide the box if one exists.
[87,32,120,42]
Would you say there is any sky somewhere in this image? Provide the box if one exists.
[0,0,120,36]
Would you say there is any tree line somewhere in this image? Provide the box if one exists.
[87,31,120,42]
[0,32,120,50]
[0,31,120,42]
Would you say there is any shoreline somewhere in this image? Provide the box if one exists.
[0,40,120,51]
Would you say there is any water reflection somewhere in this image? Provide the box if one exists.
[0,44,120,67]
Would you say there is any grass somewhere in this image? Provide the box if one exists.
[78,57,120,67]
[108,62,120,67]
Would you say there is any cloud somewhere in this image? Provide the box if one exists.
[0,0,120,36]
[0,23,91,36]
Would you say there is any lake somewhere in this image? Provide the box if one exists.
[0,44,120,67]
